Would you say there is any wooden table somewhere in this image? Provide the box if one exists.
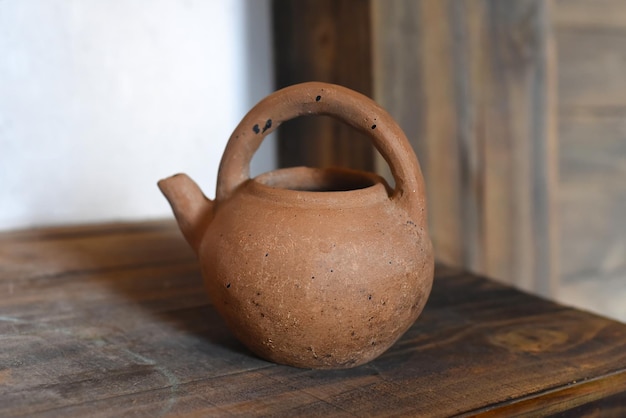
[1,221,625,417]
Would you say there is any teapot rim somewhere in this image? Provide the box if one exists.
[244,166,393,208]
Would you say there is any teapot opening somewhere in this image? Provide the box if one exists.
[254,166,389,193]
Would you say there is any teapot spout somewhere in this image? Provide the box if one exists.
[158,174,213,254]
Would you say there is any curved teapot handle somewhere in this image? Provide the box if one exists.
[216,82,427,224]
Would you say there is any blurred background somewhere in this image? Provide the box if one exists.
[0,0,275,229]
[1,0,624,322]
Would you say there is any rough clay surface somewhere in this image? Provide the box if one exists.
[159,82,435,369]
[202,176,434,368]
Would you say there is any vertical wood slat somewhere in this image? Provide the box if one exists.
[373,0,558,295]
[555,0,626,281]
[551,0,626,319]
[418,0,465,267]
[272,0,375,171]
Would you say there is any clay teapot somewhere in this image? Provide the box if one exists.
[158,82,434,369]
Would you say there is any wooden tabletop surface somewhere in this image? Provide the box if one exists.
[1,220,625,417]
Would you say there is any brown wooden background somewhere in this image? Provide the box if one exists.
[553,0,626,320]
[273,0,626,321]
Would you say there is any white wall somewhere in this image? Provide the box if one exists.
[0,0,275,231]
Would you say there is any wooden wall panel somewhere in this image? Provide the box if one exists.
[372,0,558,295]
[555,0,626,284]
[272,0,375,171]
[559,115,626,279]
[554,0,626,30]
[557,29,626,108]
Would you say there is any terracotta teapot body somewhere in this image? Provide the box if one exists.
[159,82,434,369]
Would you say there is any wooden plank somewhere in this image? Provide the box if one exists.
[553,0,626,321]
[556,25,626,109]
[558,112,626,282]
[554,0,626,30]
[0,220,194,282]
[372,0,558,295]
[417,0,464,267]
[468,370,626,417]
[272,0,375,171]
[1,221,625,416]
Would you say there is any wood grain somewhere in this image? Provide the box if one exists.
[558,112,626,281]
[557,28,626,109]
[554,0,626,294]
[272,0,375,172]
[1,221,625,416]
[372,0,558,296]
[554,0,626,30]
